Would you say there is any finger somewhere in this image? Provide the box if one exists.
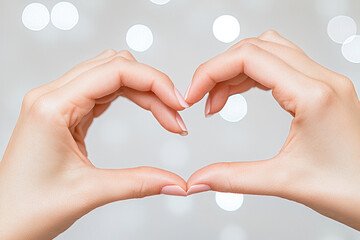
[23,49,119,109]
[84,167,188,207]
[231,38,338,85]
[47,57,188,127]
[205,78,255,116]
[187,159,287,197]
[50,50,134,89]
[120,87,188,135]
[75,86,189,141]
[258,30,303,51]
[186,43,311,114]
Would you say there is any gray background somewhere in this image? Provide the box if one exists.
[1,0,360,239]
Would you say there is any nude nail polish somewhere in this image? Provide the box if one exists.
[185,82,192,100]
[176,113,188,136]
[174,88,189,109]
[161,185,187,196]
[205,98,211,117]
[187,184,211,196]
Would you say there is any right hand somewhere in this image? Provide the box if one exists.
[186,30,360,231]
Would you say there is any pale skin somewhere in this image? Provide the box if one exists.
[0,30,359,239]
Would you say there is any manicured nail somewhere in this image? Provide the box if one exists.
[205,98,213,118]
[187,184,211,196]
[184,82,192,100]
[161,185,187,196]
[176,113,188,136]
[174,88,189,109]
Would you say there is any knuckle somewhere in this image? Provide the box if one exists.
[241,37,258,45]
[22,88,39,109]
[262,29,279,38]
[118,50,133,59]
[310,82,336,106]
[195,63,207,77]
[132,167,149,198]
[111,55,127,64]
[339,76,356,93]
[103,49,117,55]
[232,38,258,49]
[237,42,258,54]
[30,95,59,120]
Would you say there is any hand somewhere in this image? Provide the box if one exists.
[0,50,189,240]
[186,30,360,230]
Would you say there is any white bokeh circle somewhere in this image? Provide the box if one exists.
[22,3,50,31]
[219,94,248,122]
[150,0,170,5]
[213,15,240,43]
[215,192,244,211]
[51,2,79,30]
[126,24,154,52]
[219,225,247,240]
[327,15,357,44]
[342,35,360,63]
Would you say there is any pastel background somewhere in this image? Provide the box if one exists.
[0,0,359,239]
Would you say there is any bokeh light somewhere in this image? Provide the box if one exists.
[165,196,193,216]
[219,225,247,240]
[126,24,154,52]
[51,2,79,30]
[219,94,248,123]
[213,15,240,43]
[22,3,50,31]
[150,0,170,5]
[327,15,357,44]
[215,192,244,212]
[342,35,360,63]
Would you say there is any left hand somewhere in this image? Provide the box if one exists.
[0,50,188,240]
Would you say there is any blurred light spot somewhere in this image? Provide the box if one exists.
[126,24,154,52]
[51,2,79,30]
[327,15,357,44]
[219,94,248,122]
[165,196,193,215]
[315,0,349,17]
[150,0,170,5]
[342,35,360,63]
[213,15,240,43]
[22,3,50,31]
[215,192,244,211]
[220,224,247,240]
[159,139,189,170]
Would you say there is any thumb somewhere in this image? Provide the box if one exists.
[83,167,187,208]
[187,158,289,197]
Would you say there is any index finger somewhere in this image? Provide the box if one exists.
[51,56,188,127]
[185,43,310,109]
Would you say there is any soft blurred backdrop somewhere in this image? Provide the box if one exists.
[1,0,360,239]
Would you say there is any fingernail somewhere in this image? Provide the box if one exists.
[161,185,187,196]
[174,88,189,109]
[176,113,188,136]
[187,184,211,196]
[184,82,192,100]
[205,97,212,118]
